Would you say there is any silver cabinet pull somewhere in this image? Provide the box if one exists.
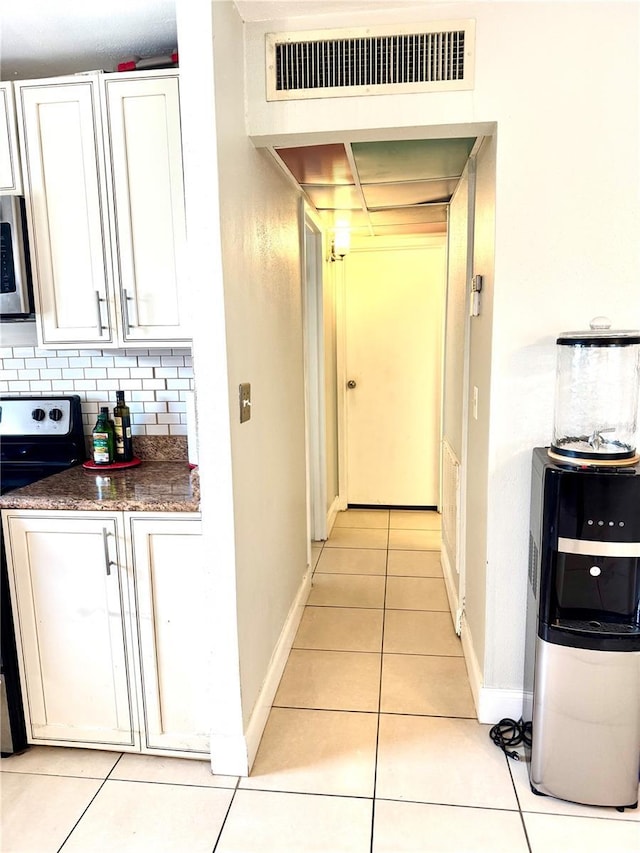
[95,291,106,332]
[123,289,138,332]
[102,527,114,576]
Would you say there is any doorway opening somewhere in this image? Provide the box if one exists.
[255,125,496,639]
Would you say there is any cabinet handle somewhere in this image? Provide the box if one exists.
[123,289,138,331]
[102,527,113,576]
[95,291,106,332]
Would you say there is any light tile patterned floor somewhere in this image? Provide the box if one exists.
[1,509,638,852]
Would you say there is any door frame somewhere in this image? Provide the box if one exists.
[301,202,328,543]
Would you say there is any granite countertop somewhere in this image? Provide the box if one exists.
[0,462,200,513]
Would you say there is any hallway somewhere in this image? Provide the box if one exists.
[1,510,638,851]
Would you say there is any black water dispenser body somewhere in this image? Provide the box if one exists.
[524,448,640,809]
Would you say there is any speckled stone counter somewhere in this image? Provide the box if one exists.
[0,462,200,513]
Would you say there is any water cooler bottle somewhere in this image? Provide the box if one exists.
[523,319,640,809]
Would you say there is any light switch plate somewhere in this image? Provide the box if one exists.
[239,383,251,423]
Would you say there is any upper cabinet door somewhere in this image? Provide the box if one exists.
[103,74,189,344]
[0,83,22,194]
[17,77,116,346]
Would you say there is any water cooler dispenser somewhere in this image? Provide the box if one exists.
[524,319,640,809]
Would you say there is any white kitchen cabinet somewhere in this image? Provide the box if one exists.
[15,71,188,348]
[0,82,22,194]
[127,514,212,754]
[103,76,188,344]
[2,509,209,757]
[2,512,138,748]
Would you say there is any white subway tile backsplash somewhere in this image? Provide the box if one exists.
[0,346,194,438]
[145,424,170,435]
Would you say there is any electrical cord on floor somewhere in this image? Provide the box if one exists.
[489,718,532,760]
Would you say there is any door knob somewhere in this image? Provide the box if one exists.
[347,380,357,389]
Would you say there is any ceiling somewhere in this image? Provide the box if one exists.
[0,0,474,239]
[0,0,178,80]
[272,138,475,238]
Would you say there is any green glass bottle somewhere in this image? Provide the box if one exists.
[113,391,133,462]
[92,407,115,465]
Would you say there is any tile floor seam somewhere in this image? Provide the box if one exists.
[211,782,239,853]
[369,535,390,853]
[54,776,111,853]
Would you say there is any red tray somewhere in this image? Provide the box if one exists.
[82,457,142,471]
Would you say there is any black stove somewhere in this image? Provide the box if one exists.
[1,395,86,756]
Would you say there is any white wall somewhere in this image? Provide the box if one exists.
[177,0,309,771]
[209,2,309,730]
[175,0,244,768]
[242,1,640,704]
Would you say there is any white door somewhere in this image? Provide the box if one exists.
[128,515,212,755]
[345,244,446,506]
[4,512,137,747]
[16,77,116,346]
[103,74,188,344]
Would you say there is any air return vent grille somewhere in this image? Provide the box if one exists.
[266,21,475,101]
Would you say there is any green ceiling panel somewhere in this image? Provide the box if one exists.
[352,138,475,184]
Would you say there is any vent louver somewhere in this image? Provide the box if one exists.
[266,21,475,101]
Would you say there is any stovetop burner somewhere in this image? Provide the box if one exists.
[0,395,87,493]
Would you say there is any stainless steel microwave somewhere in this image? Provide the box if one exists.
[0,196,34,317]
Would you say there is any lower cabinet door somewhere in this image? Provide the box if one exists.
[4,512,138,748]
[128,515,211,755]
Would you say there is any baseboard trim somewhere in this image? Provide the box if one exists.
[243,566,312,772]
[440,545,460,632]
[460,615,524,724]
[209,732,251,777]
[326,495,341,537]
